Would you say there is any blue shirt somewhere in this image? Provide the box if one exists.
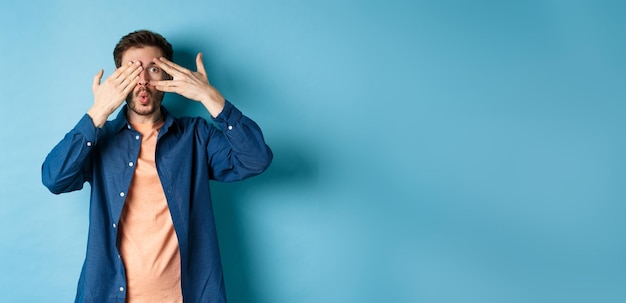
[42,101,272,302]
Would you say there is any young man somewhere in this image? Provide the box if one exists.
[42,30,273,303]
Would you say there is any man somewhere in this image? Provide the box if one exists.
[42,30,273,302]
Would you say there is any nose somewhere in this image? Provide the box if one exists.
[138,69,148,86]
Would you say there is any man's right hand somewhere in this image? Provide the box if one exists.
[87,61,143,127]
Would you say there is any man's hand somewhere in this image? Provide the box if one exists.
[88,61,143,127]
[150,53,225,118]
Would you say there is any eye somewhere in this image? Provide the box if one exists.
[148,66,160,73]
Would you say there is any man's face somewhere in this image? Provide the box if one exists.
[120,46,166,117]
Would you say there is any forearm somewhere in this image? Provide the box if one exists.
[87,106,112,128]
[208,101,273,181]
[42,114,97,194]
[199,86,226,118]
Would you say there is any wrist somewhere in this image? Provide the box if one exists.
[87,106,110,128]
[200,87,225,118]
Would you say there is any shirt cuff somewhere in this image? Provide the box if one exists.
[212,100,243,131]
[74,114,100,144]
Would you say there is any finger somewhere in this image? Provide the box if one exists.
[154,57,186,77]
[156,56,179,68]
[150,80,180,93]
[121,76,140,96]
[114,61,141,82]
[149,80,167,87]
[119,66,142,89]
[151,59,177,78]
[92,69,104,89]
[196,53,207,76]
[112,61,133,78]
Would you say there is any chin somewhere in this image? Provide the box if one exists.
[128,99,161,116]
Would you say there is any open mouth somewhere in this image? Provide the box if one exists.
[138,91,150,105]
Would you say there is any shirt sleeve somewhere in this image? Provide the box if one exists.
[206,101,273,182]
[42,114,99,194]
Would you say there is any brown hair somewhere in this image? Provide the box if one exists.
[113,30,173,68]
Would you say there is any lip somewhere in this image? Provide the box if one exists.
[137,91,150,104]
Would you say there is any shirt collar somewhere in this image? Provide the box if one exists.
[110,105,180,134]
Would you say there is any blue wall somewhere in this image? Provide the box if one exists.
[1,1,625,302]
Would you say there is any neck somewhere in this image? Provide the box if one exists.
[127,108,163,124]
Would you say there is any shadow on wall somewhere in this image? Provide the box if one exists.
[164,45,318,303]
[211,141,317,303]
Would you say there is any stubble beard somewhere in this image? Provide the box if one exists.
[126,87,164,116]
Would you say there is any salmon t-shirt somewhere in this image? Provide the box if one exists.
[118,119,182,303]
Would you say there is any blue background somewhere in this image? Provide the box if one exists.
[1,0,625,302]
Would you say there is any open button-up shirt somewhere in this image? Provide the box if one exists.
[42,101,273,302]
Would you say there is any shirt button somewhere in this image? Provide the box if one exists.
[86,141,92,147]
[227,125,233,130]
[135,135,140,140]
[120,287,125,292]
[127,125,131,129]
[120,192,125,197]
[112,223,116,228]
[128,162,134,167]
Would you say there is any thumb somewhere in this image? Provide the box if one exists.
[92,69,104,91]
[196,52,207,78]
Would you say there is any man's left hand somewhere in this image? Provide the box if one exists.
[150,53,225,117]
